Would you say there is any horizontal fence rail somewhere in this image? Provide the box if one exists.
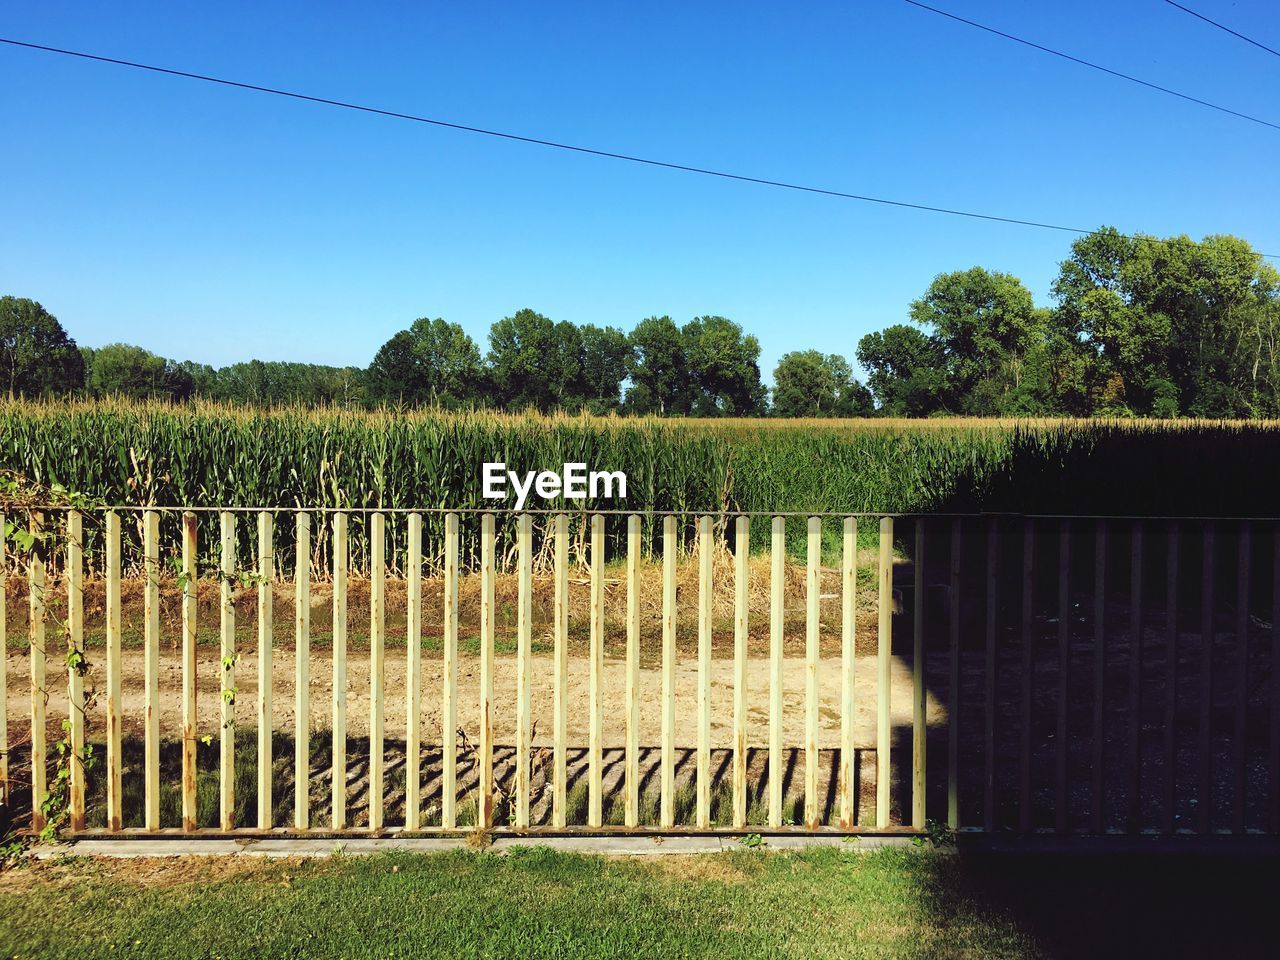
[1,507,1279,839]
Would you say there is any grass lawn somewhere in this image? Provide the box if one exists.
[2,846,1276,959]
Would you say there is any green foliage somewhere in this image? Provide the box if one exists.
[0,296,85,397]
[771,350,873,417]
[367,317,485,407]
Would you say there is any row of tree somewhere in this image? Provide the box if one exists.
[4,227,1277,417]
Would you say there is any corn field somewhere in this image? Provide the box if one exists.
[2,399,1279,573]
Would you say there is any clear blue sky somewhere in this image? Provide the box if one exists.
[3,1,1277,382]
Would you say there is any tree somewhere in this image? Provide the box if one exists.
[771,350,873,417]
[83,343,174,399]
[625,316,690,415]
[0,297,85,397]
[681,315,766,416]
[487,308,583,411]
[855,324,949,416]
[909,267,1048,415]
[578,324,632,413]
[1051,227,1280,417]
[367,317,484,407]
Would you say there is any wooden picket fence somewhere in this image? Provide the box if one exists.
[2,507,1278,839]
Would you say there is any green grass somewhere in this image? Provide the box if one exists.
[4,846,1276,959]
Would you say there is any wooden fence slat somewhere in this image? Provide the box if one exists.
[553,513,569,827]
[258,511,274,829]
[1163,522,1179,835]
[369,512,385,830]
[294,512,311,830]
[948,519,961,831]
[443,512,460,829]
[1127,523,1147,833]
[143,510,161,830]
[1198,522,1215,835]
[840,517,856,830]
[479,514,496,829]
[30,512,49,832]
[1271,526,1280,836]
[1233,522,1250,834]
[589,514,605,828]
[805,516,820,829]
[219,511,235,832]
[181,512,198,832]
[404,513,422,830]
[626,514,642,828]
[66,511,86,831]
[877,516,893,830]
[1055,521,1071,835]
[1091,520,1107,834]
[591,514,606,829]
[983,519,998,833]
[697,514,713,829]
[732,516,749,829]
[514,513,532,830]
[332,512,348,830]
[661,515,677,829]
[769,516,785,828]
[0,514,6,808]
[1018,521,1034,834]
[912,519,926,831]
[104,511,122,832]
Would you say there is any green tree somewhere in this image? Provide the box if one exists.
[367,317,484,407]
[487,308,584,411]
[0,297,85,397]
[579,324,632,413]
[909,267,1048,415]
[625,316,690,415]
[771,350,873,417]
[855,324,949,416]
[1052,227,1280,417]
[83,343,174,399]
[681,315,766,416]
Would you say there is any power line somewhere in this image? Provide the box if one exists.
[1,34,1276,260]
[1164,0,1280,59]
[901,0,1280,132]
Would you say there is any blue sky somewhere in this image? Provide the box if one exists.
[3,1,1277,382]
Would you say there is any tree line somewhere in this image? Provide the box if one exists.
[4,227,1277,418]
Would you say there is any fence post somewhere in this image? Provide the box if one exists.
[733,515,749,830]
[332,511,348,830]
[443,512,460,829]
[1128,522,1143,833]
[983,519,998,832]
[1198,522,1215,835]
[805,516,820,829]
[877,516,893,830]
[589,514,604,828]
[295,512,311,830]
[219,511,235,832]
[697,515,713,829]
[948,519,961,831]
[840,517,857,830]
[181,512,198,832]
[478,514,496,829]
[1164,521,1179,836]
[1056,520,1071,835]
[104,510,122,833]
[144,510,161,831]
[30,511,48,832]
[404,512,421,831]
[369,512,385,830]
[258,511,274,830]
[66,510,86,832]
[0,513,6,809]
[626,514,642,828]
[1233,522,1250,834]
[515,513,532,830]
[769,516,785,828]
[660,515,677,829]
[1019,520,1034,833]
[553,513,569,828]
[912,519,926,832]
[1091,520,1107,835]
